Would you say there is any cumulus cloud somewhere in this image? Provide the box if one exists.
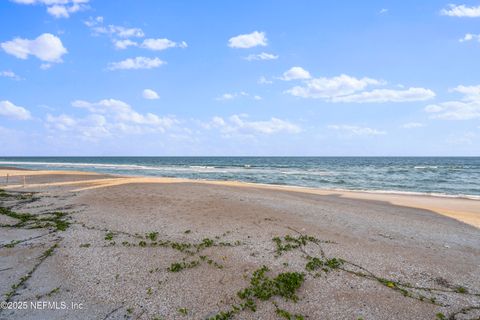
[206,114,301,136]
[459,33,480,42]
[11,0,88,18]
[72,99,176,127]
[141,38,187,51]
[328,124,386,136]
[1,33,67,63]
[107,57,165,70]
[142,89,160,100]
[401,122,425,129]
[45,113,110,139]
[228,31,267,48]
[286,74,381,99]
[0,100,31,120]
[45,98,179,140]
[440,4,480,17]
[0,70,21,80]
[86,16,187,54]
[45,113,77,131]
[425,85,480,120]
[113,39,137,49]
[284,70,434,103]
[244,52,278,61]
[281,67,311,81]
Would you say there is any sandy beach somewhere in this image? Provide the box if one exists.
[0,168,479,319]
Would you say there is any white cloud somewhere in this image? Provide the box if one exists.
[331,87,435,103]
[113,38,188,51]
[244,52,278,61]
[328,124,386,136]
[85,17,145,38]
[40,63,52,70]
[286,74,381,99]
[107,57,165,70]
[45,113,77,130]
[379,8,388,14]
[284,71,434,103]
[84,15,103,27]
[0,70,21,80]
[0,100,31,120]
[72,99,176,127]
[401,122,425,129]
[207,114,301,135]
[142,89,160,100]
[1,33,67,64]
[85,17,187,53]
[96,25,144,38]
[215,92,260,101]
[425,85,480,120]
[113,39,137,49]
[45,113,110,140]
[141,38,187,51]
[228,31,267,49]
[46,98,180,140]
[459,33,480,42]
[216,93,237,101]
[258,76,273,85]
[11,0,88,18]
[440,4,480,17]
[281,67,311,81]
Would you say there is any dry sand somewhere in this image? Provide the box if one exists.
[0,169,479,320]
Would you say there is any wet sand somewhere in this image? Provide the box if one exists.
[0,169,479,319]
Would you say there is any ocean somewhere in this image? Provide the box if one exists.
[0,157,479,199]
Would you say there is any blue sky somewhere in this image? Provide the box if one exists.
[1,0,479,156]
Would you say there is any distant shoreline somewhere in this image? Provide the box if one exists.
[1,167,479,229]
[0,163,480,201]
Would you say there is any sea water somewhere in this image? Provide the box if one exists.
[0,157,479,198]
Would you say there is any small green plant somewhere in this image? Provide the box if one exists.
[46,287,60,297]
[0,207,70,231]
[207,310,236,320]
[272,235,321,256]
[147,231,158,241]
[275,307,304,320]
[171,241,192,252]
[4,240,21,248]
[237,266,305,311]
[5,244,57,301]
[455,286,467,294]
[139,240,147,247]
[377,278,410,297]
[305,257,343,272]
[435,313,446,320]
[178,307,188,315]
[209,266,306,319]
[167,260,200,272]
[79,243,91,248]
[104,232,114,241]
